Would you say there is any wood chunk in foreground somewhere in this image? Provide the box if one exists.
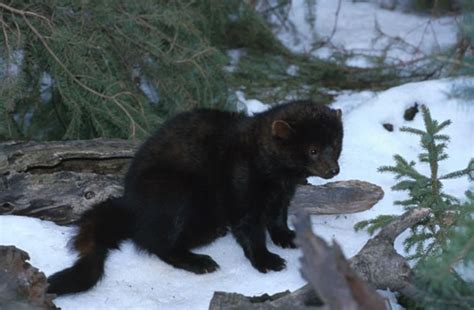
[0,245,57,309]
[293,212,386,310]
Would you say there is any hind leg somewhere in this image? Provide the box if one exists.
[129,170,220,274]
[160,250,219,274]
[135,225,221,274]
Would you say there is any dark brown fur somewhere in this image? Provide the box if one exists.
[48,100,343,295]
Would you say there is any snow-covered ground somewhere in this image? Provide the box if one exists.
[1,78,472,309]
[310,78,473,256]
[1,2,471,309]
[276,0,459,66]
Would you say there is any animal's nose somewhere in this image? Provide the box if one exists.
[328,167,339,176]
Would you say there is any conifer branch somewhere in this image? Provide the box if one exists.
[21,16,145,138]
[400,127,424,135]
[440,167,473,180]
[356,105,472,262]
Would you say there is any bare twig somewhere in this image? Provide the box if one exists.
[326,0,342,45]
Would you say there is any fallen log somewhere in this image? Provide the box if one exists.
[0,245,57,309]
[0,140,383,225]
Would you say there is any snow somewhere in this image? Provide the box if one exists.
[1,78,472,309]
[276,0,459,66]
[236,90,271,116]
[0,216,305,309]
[309,78,474,258]
[249,78,473,236]
[1,2,471,309]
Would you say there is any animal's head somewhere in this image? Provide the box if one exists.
[269,102,343,179]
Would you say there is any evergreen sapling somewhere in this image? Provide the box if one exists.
[355,104,474,308]
[354,105,473,260]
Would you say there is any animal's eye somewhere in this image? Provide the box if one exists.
[309,148,318,156]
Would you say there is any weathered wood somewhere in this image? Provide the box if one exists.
[289,180,384,215]
[0,139,139,173]
[209,284,322,310]
[0,245,57,309]
[209,208,431,309]
[0,140,383,224]
[350,208,430,297]
[0,139,137,224]
[293,212,386,310]
[209,211,388,310]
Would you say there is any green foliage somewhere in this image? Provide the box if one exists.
[0,1,431,141]
[0,0,317,140]
[229,50,415,105]
[182,1,415,105]
[413,191,474,309]
[0,1,237,140]
[1,0,303,140]
[199,1,288,54]
[0,51,29,140]
[354,105,474,308]
[355,105,473,259]
[354,215,398,235]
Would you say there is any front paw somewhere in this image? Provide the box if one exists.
[251,251,286,273]
[271,229,296,249]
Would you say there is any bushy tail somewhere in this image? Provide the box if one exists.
[48,197,132,295]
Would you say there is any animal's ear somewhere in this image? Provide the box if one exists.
[335,109,342,120]
[272,120,293,140]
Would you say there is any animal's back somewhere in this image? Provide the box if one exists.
[125,109,246,193]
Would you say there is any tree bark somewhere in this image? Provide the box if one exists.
[0,140,383,225]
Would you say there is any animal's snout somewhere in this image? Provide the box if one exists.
[327,166,339,177]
